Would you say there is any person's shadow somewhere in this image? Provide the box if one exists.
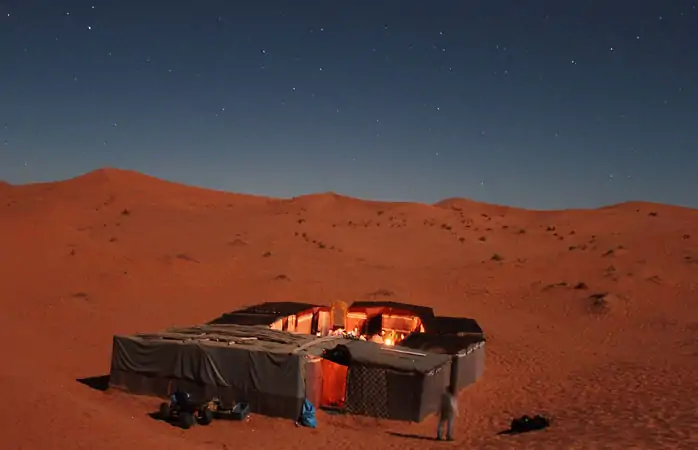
[387,431,439,441]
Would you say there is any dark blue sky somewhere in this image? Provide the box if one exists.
[1,1,697,209]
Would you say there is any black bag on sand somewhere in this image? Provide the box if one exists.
[510,414,550,434]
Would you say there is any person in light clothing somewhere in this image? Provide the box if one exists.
[437,389,458,441]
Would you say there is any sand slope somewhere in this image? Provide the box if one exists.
[1,168,697,449]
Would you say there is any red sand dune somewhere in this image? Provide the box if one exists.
[1,168,697,449]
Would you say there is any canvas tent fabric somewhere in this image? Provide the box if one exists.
[399,333,484,355]
[207,301,323,326]
[109,324,321,419]
[348,300,435,319]
[109,303,486,423]
[399,332,486,393]
[109,324,455,423]
[322,339,450,373]
[422,316,484,335]
[321,340,452,421]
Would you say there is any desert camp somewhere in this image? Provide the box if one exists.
[109,301,486,422]
[3,170,698,449]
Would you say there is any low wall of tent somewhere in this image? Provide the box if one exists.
[207,302,332,336]
[109,325,319,420]
[399,332,486,392]
[307,340,452,422]
[108,324,455,423]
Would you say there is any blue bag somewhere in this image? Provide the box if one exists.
[299,399,317,428]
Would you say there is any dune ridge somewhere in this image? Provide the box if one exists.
[1,168,697,449]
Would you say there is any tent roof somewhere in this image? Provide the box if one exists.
[424,316,484,335]
[124,323,327,354]
[348,300,435,318]
[322,338,450,374]
[399,332,485,355]
[120,324,450,373]
[207,301,326,326]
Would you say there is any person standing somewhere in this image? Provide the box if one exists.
[437,388,458,441]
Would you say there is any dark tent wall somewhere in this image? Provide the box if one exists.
[418,362,453,420]
[423,316,483,335]
[207,302,331,336]
[399,333,485,393]
[322,340,452,422]
[451,341,485,391]
[348,301,435,319]
[339,365,449,422]
[109,325,314,420]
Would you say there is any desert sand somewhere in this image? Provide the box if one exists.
[1,168,697,450]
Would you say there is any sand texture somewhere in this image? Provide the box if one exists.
[1,168,697,449]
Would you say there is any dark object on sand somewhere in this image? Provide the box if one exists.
[203,398,250,421]
[158,391,214,429]
[508,414,550,434]
[227,402,251,421]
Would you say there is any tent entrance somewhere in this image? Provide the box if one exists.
[319,359,348,410]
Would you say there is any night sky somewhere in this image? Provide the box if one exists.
[1,1,697,209]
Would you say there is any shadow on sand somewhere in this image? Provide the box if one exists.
[387,431,439,441]
[497,429,517,436]
[76,375,110,392]
[146,411,187,429]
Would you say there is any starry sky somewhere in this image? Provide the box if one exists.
[1,1,697,209]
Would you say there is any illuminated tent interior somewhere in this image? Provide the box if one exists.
[343,300,433,346]
[207,301,332,335]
